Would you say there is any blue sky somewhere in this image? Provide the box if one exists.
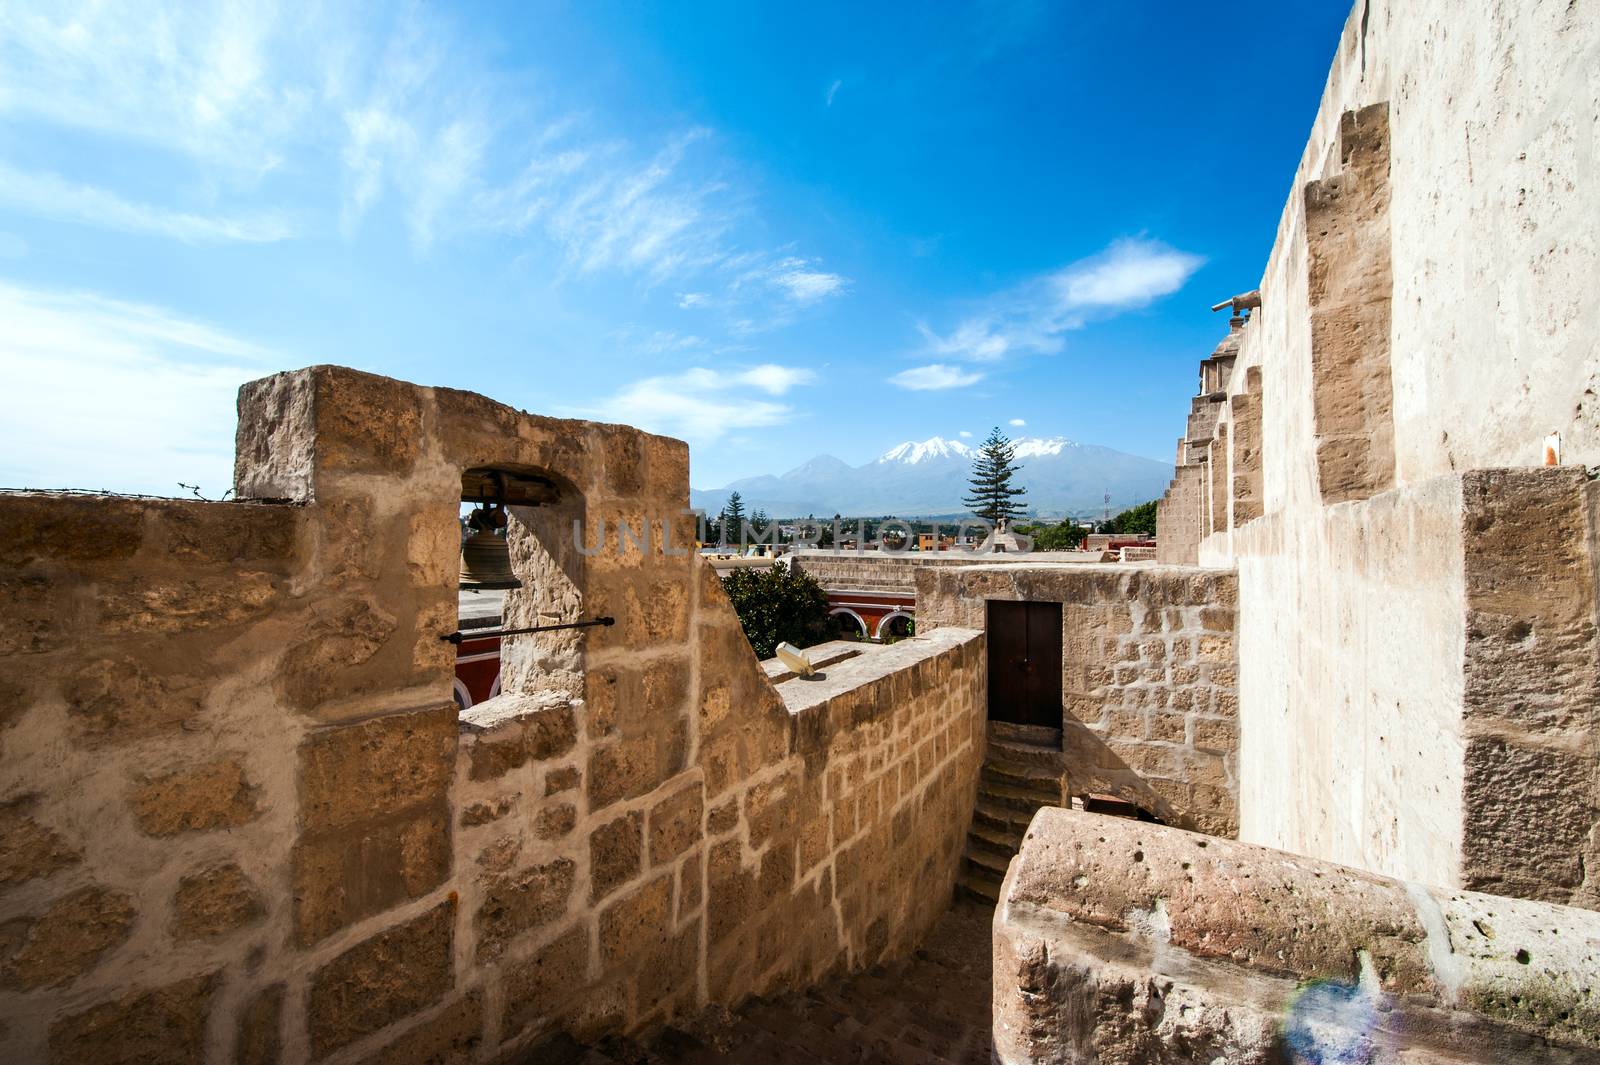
[0,1,1349,496]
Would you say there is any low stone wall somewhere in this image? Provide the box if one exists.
[0,366,986,1065]
[789,550,1103,597]
[994,809,1600,1064]
[917,564,1238,836]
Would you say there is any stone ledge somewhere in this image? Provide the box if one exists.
[995,808,1600,1063]
[770,628,981,718]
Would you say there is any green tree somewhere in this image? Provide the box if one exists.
[1104,500,1158,536]
[962,427,1028,523]
[1021,519,1086,551]
[721,491,746,533]
[721,564,834,660]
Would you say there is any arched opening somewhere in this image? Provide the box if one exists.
[829,607,868,641]
[875,611,914,641]
[454,464,588,720]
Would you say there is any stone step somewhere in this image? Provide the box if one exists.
[986,721,1063,749]
[957,865,1003,903]
[976,776,1058,813]
[962,844,1011,878]
[965,819,1023,857]
[972,797,1036,834]
[981,758,1062,791]
[985,735,1067,771]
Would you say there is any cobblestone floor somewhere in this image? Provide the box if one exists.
[532,900,995,1065]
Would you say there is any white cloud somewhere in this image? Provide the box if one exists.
[826,79,843,107]
[1008,418,1026,427]
[958,430,973,438]
[0,2,847,307]
[0,161,293,243]
[597,363,816,445]
[918,237,1203,362]
[888,364,984,391]
[677,292,710,309]
[770,264,848,304]
[0,282,273,496]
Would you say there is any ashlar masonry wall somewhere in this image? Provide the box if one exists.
[916,563,1239,837]
[1149,0,1600,906]
[0,365,984,1065]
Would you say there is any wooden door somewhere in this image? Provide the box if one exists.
[986,600,1063,730]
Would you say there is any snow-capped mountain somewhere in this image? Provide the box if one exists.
[875,437,972,464]
[690,434,1171,519]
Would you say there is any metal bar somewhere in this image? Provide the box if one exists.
[439,616,614,645]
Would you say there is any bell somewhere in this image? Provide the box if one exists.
[459,503,521,590]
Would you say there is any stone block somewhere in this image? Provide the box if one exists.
[535,803,577,840]
[292,804,451,946]
[545,766,580,795]
[0,493,145,564]
[707,798,739,836]
[1190,716,1238,753]
[590,812,642,903]
[300,705,456,830]
[587,736,656,812]
[356,993,482,1065]
[279,597,399,711]
[745,773,796,849]
[649,782,704,866]
[131,759,258,837]
[0,795,79,888]
[172,863,265,941]
[63,657,205,746]
[235,984,283,1065]
[49,973,216,1065]
[96,572,281,636]
[308,899,455,1059]
[502,925,590,1035]
[1,885,135,989]
[460,794,517,827]
[599,874,672,970]
[475,858,576,964]
[308,366,424,476]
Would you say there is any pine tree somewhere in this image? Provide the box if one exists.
[722,491,746,535]
[962,427,1027,523]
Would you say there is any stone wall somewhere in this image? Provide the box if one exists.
[1144,0,1600,907]
[916,564,1239,836]
[0,365,985,1064]
[993,809,1600,1064]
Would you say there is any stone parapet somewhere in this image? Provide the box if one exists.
[993,808,1600,1064]
[0,366,987,1065]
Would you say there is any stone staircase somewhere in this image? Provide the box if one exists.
[524,901,994,1065]
[957,723,1067,903]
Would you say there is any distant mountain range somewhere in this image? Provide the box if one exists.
[691,436,1172,519]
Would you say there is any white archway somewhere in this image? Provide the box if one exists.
[452,677,474,710]
[828,607,868,639]
[874,609,914,639]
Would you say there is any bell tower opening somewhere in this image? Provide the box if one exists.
[452,464,587,718]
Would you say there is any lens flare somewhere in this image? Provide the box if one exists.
[1281,979,1379,1064]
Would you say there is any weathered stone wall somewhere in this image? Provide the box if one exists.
[788,549,1103,597]
[994,809,1600,1064]
[917,564,1238,836]
[1154,463,1204,566]
[1144,0,1600,907]
[0,365,986,1064]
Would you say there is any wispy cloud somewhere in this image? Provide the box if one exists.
[1008,417,1026,427]
[918,238,1203,362]
[826,79,844,107]
[597,363,817,445]
[958,429,973,438]
[0,282,272,495]
[888,364,984,391]
[0,162,293,243]
[0,2,847,315]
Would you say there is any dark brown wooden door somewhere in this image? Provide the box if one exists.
[986,601,1063,729]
